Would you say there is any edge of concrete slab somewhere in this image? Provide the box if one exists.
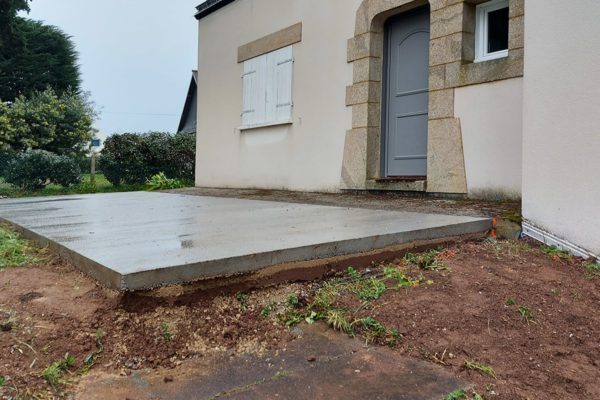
[0,216,124,290]
[1,211,491,291]
[121,218,491,290]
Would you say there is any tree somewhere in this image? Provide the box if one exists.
[0,4,80,101]
[0,0,30,48]
[0,87,96,156]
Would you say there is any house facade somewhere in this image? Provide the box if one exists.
[194,0,599,260]
[195,0,524,198]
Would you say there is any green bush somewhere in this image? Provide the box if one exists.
[101,132,195,186]
[4,150,81,190]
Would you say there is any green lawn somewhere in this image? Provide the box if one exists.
[0,173,148,198]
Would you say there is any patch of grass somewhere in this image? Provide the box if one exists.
[464,359,497,379]
[0,174,149,198]
[0,375,4,386]
[160,322,173,342]
[0,225,39,270]
[505,298,515,306]
[584,260,600,279]
[403,249,447,271]
[43,353,76,388]
[517,306,534,322]
[540,245,572,261]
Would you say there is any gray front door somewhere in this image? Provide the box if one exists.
[383,6,430,178]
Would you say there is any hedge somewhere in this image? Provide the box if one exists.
[101,132,195,186]
[4,150,82,190]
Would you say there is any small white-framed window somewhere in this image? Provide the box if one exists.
[241,45,293,129]
[475,0,509,62]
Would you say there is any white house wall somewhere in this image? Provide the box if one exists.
[522,0,600,257]
[195,0,362,192]
[455,78,523,200]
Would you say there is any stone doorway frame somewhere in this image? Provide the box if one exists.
[340,0,524,194]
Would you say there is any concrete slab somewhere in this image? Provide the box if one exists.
[75,323,469,399]
[0,192,491,290]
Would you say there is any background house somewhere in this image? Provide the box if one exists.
[178,70,198,134]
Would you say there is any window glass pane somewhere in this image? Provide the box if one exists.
[487,7,509,53]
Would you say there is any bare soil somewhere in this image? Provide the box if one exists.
[0,238,599,399]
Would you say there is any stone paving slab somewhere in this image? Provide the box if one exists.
[75,323,468,399]
[0,192,491,290]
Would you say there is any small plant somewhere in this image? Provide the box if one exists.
[160,322,173,342]
[82,329,105,374]
[505,298,515,306]
[517,306,534,322]
[464,359,497,379]
[0,375,4,387]
[540,245,571,261]
[304,311,318,324]
[146,172,184,191]
[278,309,304,327]
[43,353,76,387]
[585,260,600,278]
[360,316,387,342]
[236,292,249,312]
[347,266,361,281]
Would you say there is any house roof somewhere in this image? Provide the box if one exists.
[177,71,198,134]
[195,0,237,20]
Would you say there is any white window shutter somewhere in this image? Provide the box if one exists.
[242,58,258,126]
[272,46,293,122]
[242,56,267,126]
[242,45,293,127]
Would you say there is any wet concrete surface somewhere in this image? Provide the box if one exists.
[0,192,490,290]
[76,324,467,400]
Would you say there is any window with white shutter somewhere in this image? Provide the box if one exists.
[241,45,293,128]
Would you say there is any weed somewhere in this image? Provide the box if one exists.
[260,300,278,318]
[347,266,361,281]
[517,306,534,322]
[285,294,300,308]
[505,298,515,306]
[464,359,497,378]
[403,249,447,271]
[352,277,387,301]
[160,322,173,342]
[82,329,105,374]
[0,225,39,270]
[312,282,339,309]
[540,245,571,261]
[549,289,559,297]
[360,317,386,337]
[43,353,76,387]
[325,309,354,334]
[444,389,467,400]
[0,375,4,386]
[236,292,249,312]
[584,261,600,278]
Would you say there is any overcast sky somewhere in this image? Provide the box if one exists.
[22,1,203,138]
